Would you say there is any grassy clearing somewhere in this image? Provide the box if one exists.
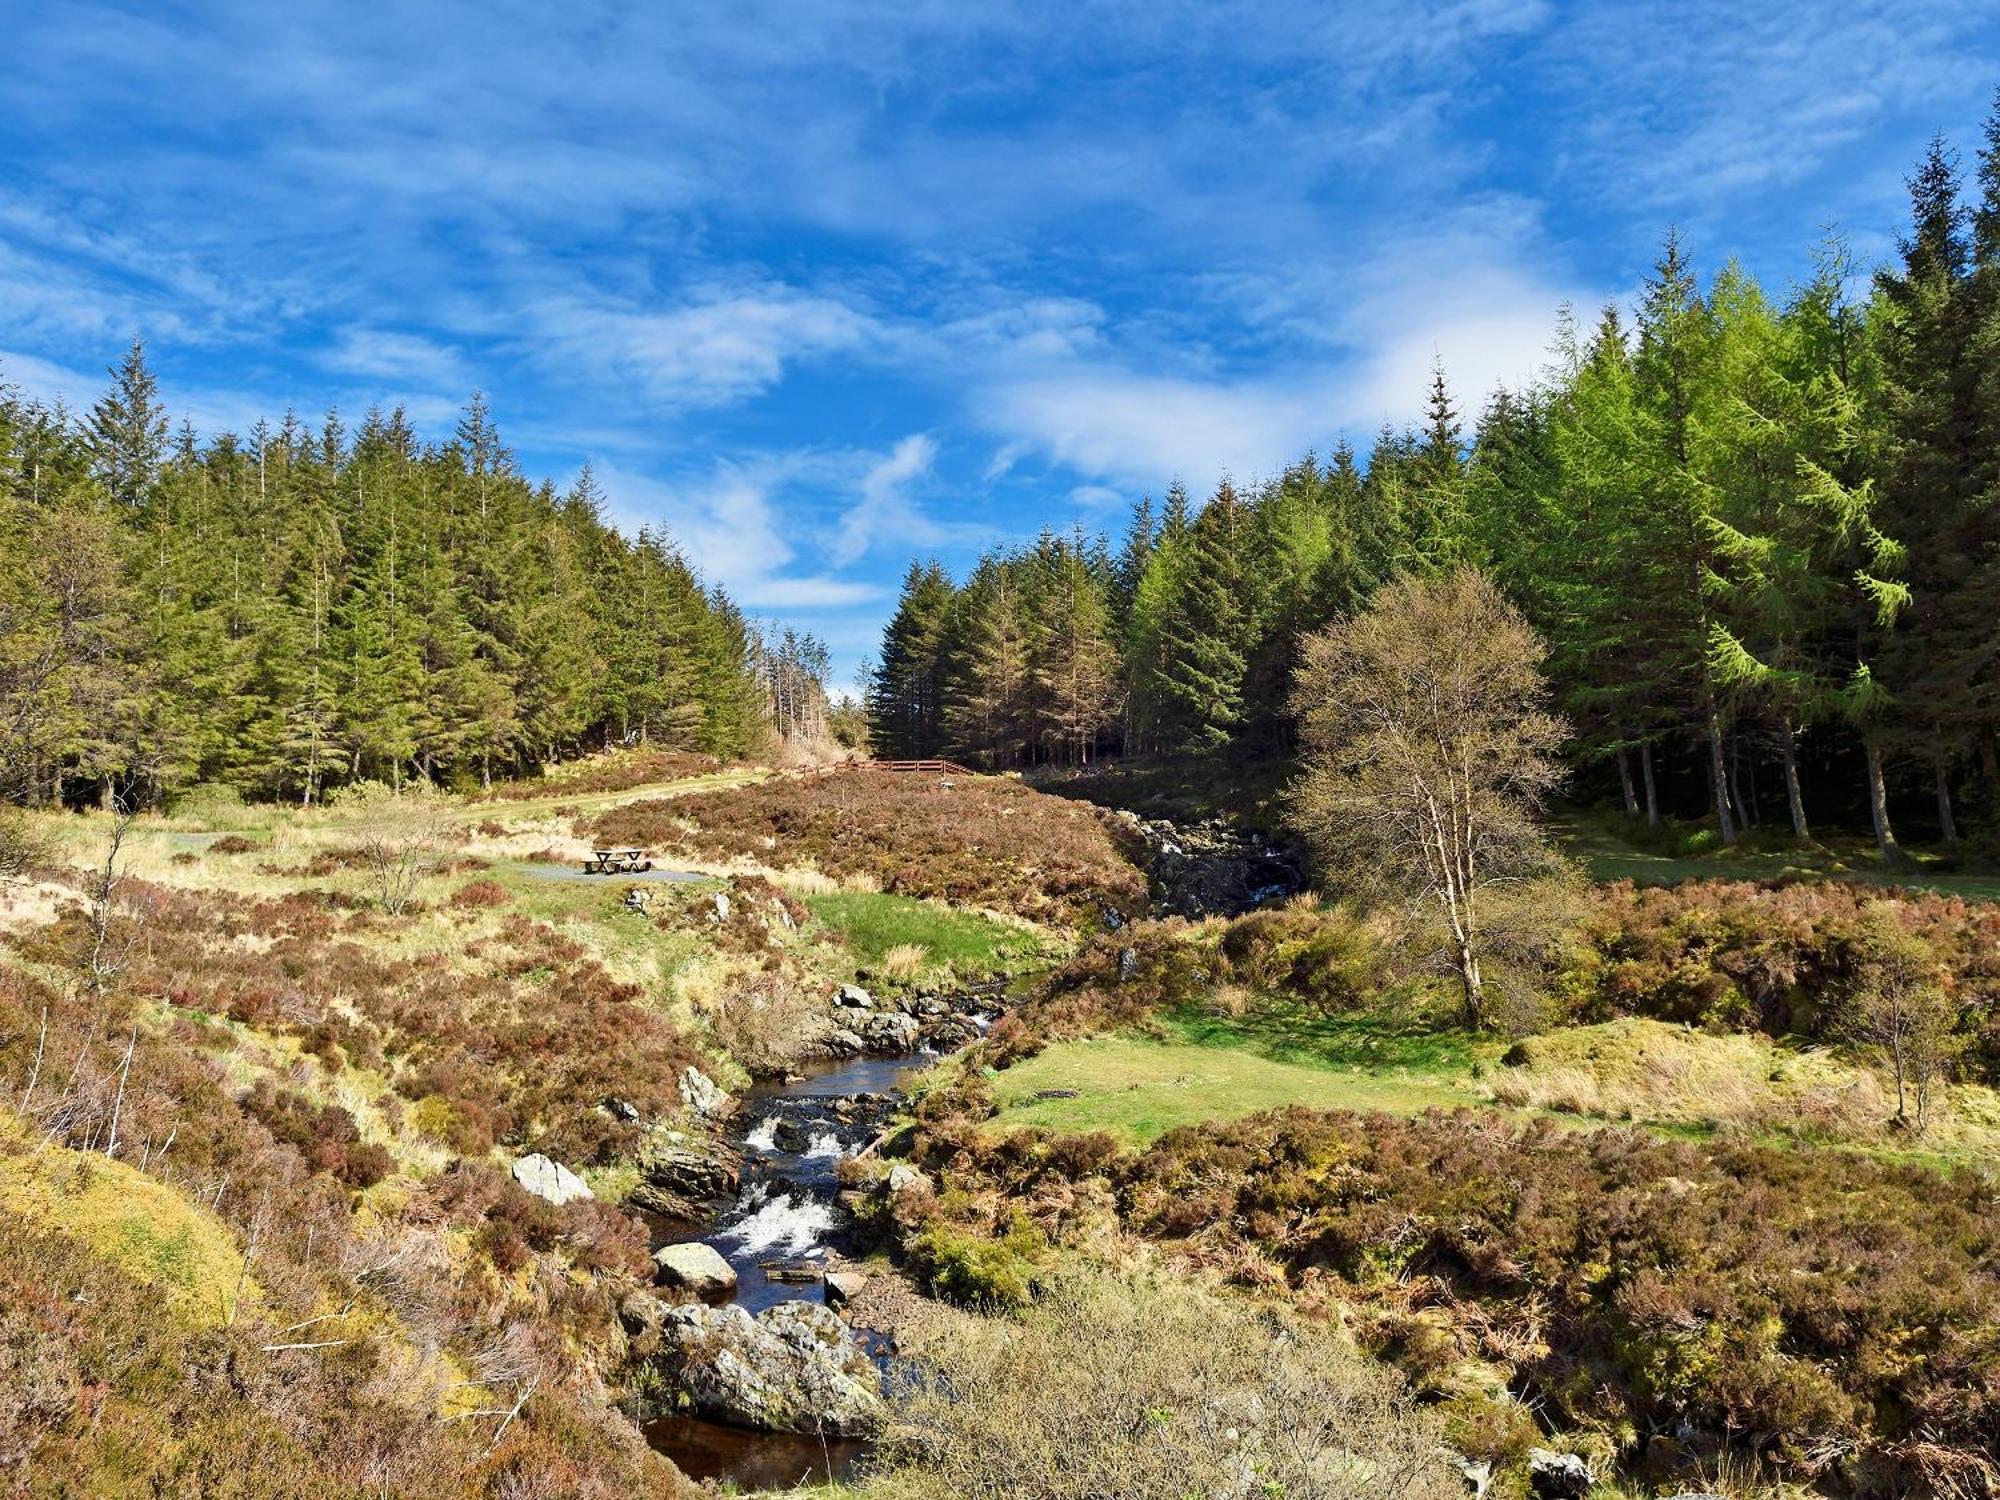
[806,890,1051,981]
[986,1011,1498,1145]
[983,1005,2000,1165]
[1557,811,2000,901]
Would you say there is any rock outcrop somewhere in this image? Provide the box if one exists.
[629,1127,741,1218]
[677,1065,730,1119]
[629,1297,882,1435]
[1527,1449,1591,1499]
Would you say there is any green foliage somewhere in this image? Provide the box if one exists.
[0,366,764,810]
[904,1214,1041,1308]
[806,891,1046,978]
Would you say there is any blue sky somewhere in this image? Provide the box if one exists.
[4,1,1998,685]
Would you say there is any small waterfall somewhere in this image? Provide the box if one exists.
[716,1185,836,1256]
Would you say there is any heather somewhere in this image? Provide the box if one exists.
[591,767,1148,927]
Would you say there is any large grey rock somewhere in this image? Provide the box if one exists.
[631,1128,740,1217]
[1527,1449,1591,1499]
[650,1299,882,1435]
[652,1241,739,1297]
[856,1010,920,1050]
[511,1153,592,1206]
[822,1028,866,1058]
[834,983,873,1009]
[678,1065,729,1119]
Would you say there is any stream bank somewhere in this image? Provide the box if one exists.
[631,995,997,1489]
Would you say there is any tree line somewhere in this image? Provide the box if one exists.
[870,105,2000,854]
[0,346,774,807]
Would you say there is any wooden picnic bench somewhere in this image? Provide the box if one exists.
[583,847,654,874]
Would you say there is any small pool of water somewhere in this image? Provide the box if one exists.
[643,1413,870,1488]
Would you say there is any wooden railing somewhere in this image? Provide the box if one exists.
[796,757,979,779]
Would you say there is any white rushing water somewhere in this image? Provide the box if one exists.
[744,1117,780,1153]
[803,1131,845,1159]
[717,1184,837,1256]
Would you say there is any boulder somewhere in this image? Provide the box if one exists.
[856,1010,920,1050]
[772,1117,812,1154]
[823,1270,866,1309]
[1527,1449,1591,1500]
[650,1300,882,1435]
[709,891,732,923]
[678,1065,730,1119]
[885,1163,931,1196]
[822,1028,866,1058]
[603,1095,641,1123]
[632,1127,740,1216]
[834,983,873,1009]
[652,1241,739,1298]
[511,1153,592,1206]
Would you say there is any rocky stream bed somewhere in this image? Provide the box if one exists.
[587,811,1298,1489]
[611,986,999,1489]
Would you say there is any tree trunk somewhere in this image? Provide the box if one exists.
[1708,715,1737,846]
[1617,750,1639,818]
[1779,717,1809,841]
[1981,731,2000,797]
[1728,738,1751,829]
[1457,942,1483,1030]
[1935,750,1959,844]
[1865,736,1901,866]
[1640,742,1660,827]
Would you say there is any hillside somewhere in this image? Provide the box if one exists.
[4,750,1998,1499]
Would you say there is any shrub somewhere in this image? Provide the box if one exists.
[904,1215,1042,1308]
[208,834,257,855]
[916,1106,2000,1493]
[449,878,512,909]
[1575,880,2000,1081]
[877,1269,1458,1500]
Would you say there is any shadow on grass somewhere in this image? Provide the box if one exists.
[1164,1003,1488,1079]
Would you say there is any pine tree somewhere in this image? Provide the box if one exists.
[867,560,955,757]
[87,337,168,509]
[1029,529,1121,765]
[1155,480,1254,752]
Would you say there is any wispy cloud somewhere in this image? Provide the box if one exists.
[3,0,1995,683]
[525,287,877,409]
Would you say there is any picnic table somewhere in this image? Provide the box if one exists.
[583,847,654,874]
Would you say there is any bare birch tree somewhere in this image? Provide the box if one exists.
[1287,568,1568,1029]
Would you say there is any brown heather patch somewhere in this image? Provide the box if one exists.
[480,748,724,802]
[0,896,690,1496]
[1576,878,2000,1076]
[897,1105,2000,1496]
[592,768,1147,927]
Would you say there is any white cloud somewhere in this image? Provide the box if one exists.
[526,286,876,408]
[828,433,969,567]
[322,327,463,386]
[589,458,882,610]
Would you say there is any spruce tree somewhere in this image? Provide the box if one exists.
[87,337,168,509]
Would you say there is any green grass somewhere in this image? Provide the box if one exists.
[984,1005,2000,1167]
[987,1009,1502,1146]
[1557,811,2000,902]
[806,891,1050,979]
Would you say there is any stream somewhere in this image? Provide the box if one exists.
[639,1041,970,1488]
